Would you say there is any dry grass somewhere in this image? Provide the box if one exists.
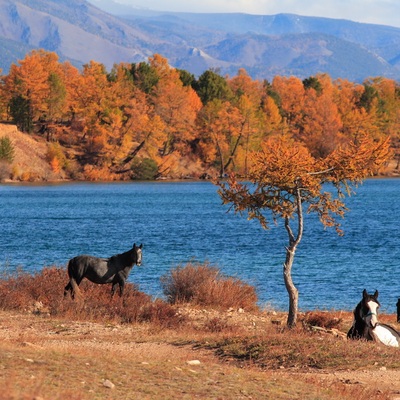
[302,310,343,329]
[0,267,184,328]
[0,266,398,399]
[203,326,400,371]
[0,308,393,400]
[160,262,258,311]
[0,123,58,181]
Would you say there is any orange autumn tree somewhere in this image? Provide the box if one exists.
[150,54,202,157]
[74,61,114,161]
[4,50,67,132]
[217,134,390,327]
[118,88,166,173]
[198,99,244,177]
[299,76,343,158]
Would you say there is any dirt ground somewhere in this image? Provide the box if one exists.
[311,369,400,398]
[1,309,400,399]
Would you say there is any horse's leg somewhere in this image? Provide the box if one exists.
[111,275,125,297]
[64,280,77,299]
[65,278,81,299]
[119,279,125,297]
[64,277,80,298]
[64,282,72,297]
[111,282,118,297]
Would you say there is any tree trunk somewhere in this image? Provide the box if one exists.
[284,243,299,328]
[120,140,146,166]
[283,182,303,328]
[223,129,243,173]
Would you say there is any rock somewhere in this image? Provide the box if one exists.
[102,379,115,389]
[22,342,41,349]
[186,360,201,366]
[30,301,50,315]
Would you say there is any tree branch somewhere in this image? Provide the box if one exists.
[307,166,335,176]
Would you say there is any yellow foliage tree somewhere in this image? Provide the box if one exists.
[150,55,202,156]
[218,134,391,327]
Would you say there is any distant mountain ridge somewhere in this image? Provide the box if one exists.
[0,0,400,81]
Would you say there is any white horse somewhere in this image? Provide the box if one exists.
[347,289,400,347]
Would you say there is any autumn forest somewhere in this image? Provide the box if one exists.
[0,49,399,181]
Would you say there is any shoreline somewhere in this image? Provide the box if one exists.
[1,173,400,186]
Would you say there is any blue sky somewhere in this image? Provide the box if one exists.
[112,0,400,28]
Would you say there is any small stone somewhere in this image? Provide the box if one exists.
[102,379,115,389]
[186,360,201,366]
[22,342,41,349]
[379,366,387,371]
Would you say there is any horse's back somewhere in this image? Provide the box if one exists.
[68,255,107,275]
[373,324,400,347]
[68,254,115,284]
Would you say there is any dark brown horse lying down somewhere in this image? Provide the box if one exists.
[64,243,143,298]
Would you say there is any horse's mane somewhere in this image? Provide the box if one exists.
[108,246,137,267]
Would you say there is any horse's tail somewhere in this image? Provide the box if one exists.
[67,256,87,280]
[67,257,77,279]
[70,278,80,295]
[65,257,83,298]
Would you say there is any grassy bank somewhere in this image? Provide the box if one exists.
[0,266,399,399]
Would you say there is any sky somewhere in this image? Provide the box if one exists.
[114,0,400,28]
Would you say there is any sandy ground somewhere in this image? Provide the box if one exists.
[1,309,400,399]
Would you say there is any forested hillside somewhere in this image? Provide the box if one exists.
[0,50,399,182]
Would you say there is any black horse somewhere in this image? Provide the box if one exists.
[64,243,143,298]
[347,289,380,341]
[348,289,400,347]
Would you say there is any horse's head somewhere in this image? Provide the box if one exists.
[133,243,143,266]
[360,289,380,329]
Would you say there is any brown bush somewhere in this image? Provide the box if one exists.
[160,262,258,311]
[203,317,236,333]
[302,311,343,329]
[0,267,183,328]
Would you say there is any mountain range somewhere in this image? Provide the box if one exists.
[1,0,400,82]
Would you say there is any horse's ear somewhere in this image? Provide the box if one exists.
[133,243,136,248]
[139,244,143,249]
[363,289,368,298]
[374,290,379,299]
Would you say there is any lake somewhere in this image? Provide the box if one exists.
[0,179,399,313]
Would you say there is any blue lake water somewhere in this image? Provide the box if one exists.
[0,179,399,313]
